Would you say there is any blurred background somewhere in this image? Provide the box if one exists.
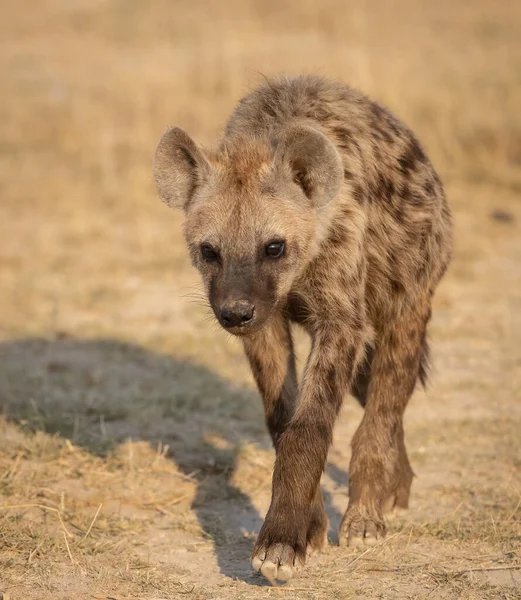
[0,1,520,599]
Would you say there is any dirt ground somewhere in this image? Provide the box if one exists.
[1,0,520,598]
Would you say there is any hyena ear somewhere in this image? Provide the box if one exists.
[274,124,343,208]
[154,127,211,210]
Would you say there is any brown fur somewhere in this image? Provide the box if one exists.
[154,75,452,582]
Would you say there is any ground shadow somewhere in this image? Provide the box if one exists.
[0,336,343,583]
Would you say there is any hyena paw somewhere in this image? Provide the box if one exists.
[338,505,386,548]
[251,542,305,584]
[252,505,324,583]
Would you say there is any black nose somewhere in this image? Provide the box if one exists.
[220,301,255,328]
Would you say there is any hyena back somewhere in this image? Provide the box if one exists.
[154,75,452,584]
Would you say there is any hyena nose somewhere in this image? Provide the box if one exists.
[220,301,255,328]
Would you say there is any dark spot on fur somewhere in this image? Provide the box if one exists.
[398,183,411,201]
[387,117,401,137]
[372,174,395,203]
[398,153,415,176]
[410,137,427,163]
[333,126,352,142]
[334,126,362,158]
[344,168,353,180]
[382,129,393,143]
[352,183,365,204]
[398,138,426,176]
[388,330,399,349]
[328,224,349,247]
[262,100,277,118]
[370,105,395,144]
[372,144,382,162]
[404,354,418,371]
[394,206,405,223]
[391,279,405,294]
[371,103,384,119]
[423,180,434,196]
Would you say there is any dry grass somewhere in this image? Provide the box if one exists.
[0,419,197,598]
[1,0,521,598]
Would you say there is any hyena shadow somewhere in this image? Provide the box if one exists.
[0,337,343,583]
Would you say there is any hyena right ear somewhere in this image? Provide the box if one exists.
[274,124,343,208]
[154,127,211,210]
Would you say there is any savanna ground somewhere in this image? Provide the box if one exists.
[1,0,520,598]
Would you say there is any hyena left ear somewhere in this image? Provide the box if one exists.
[274,124,343,208]
[154,127,211,211]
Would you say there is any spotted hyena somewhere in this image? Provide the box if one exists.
[154,75,452,584]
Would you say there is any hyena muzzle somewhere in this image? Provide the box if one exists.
[154,75,452,584]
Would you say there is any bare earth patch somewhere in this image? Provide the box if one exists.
[1,0,520,598]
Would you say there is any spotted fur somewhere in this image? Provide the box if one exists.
[154,75,452,583]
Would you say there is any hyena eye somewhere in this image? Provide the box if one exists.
[201,243,219,262]
[265,241,285,258]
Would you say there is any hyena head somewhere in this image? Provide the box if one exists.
[154,124,343,336]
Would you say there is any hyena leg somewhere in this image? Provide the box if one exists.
[243,315,298,447]
[340,301,430,547]
[382,419,414,513]
[243,316,328,556]
[350,346,413,514]
[250,330,364,582]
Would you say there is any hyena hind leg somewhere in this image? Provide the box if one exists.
[383,337,430,513]
[348,336,427,516]
[382,420,414,514]
[341,304,431,548]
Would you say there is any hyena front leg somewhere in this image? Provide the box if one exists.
[243,315,298,447]
[243,316,328,562]
[340,299,431,548]
[249,326,365,583]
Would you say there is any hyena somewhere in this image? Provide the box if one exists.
[154,75,452,583]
